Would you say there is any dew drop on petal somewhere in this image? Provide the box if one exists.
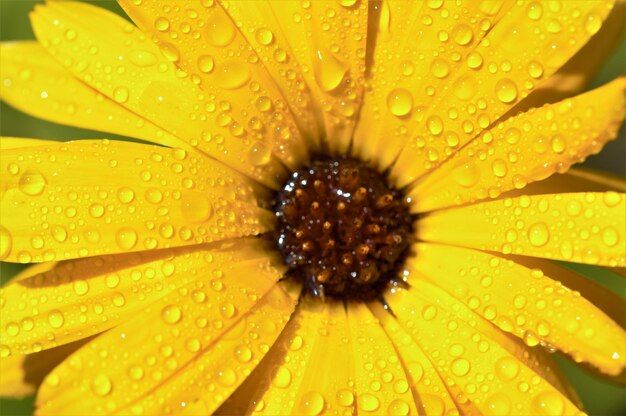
[248,142,272,166]
[116,228,138,250]
[387,88,413,117]
[205,14,236,46]
[197,55,215,73]
[313,49,347,92]
[495,79,518,103]
[298,391,325,416]
[0,226,12,260]
[255,28,274,45]
[91,374,113,397]
[161,305,182,325]
[216,61,251,89]
[450,358,471,376]
[528,223,550,247]
[18,169,47,196]
[47,310,64,329]
[112,86,130,103]
[358,393,380,412]
[272,367,292,388]
[532,391,565,416]
[180,195,213,223]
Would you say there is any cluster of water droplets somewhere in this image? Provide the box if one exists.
[0,140,266,264]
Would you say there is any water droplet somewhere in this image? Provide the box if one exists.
[527,61,544,79]
[48,310,65,329]
[298,391,325,416]
[197,55,215,73]
[485,393,512,416]
[337,389,354,406]
[528,223,550,247]
[388,399,410,416]
[216,61,250,89]
[205,14,236,46]
[467,51,483,69]
[219,302,236,319]
[491,159,507,177]
[430,58,450,78]
[129,365,144,380]
[427,116,443,135]
[495,79,518,103]
[453,75,477,100]
[217,368,237,386]
[161,305,182,324]
[89,203,105,218]
[495,356,519,380]
[248,142,272,166]
[73,280,89,296]
[0,226,12,260]
[255,28,274,45]
[527,2,543,20]
[129,50,157,67]
[602,227,619,247]
[273,367,292,388]
[18,169,47,196]
[180,195,213,223]
[91,373,112,396]
[453,162,480,187]
[116,228,138,250]
[584,12,602,35]
[117,187,135,203]
[313,49,347,91]
[235,345,252,362]
[154,17,170,32]
[387,88,413,117]
[113,86,130,103]
[452,24,473,45]
[358,393,380,412]
[532,391,565,416]
[450,358,471,376]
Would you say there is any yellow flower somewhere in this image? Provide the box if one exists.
[1,1,625,415]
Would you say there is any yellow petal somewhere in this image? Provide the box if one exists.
[409,78,626,213]
[0,42,185,150]
[369,301,481,415]
[502,167,626,199]
[34,248,285,415]
[29,1,286,188]
[390,0,616,187]
[386,281,583,415]
[266,0,369,154]
[0,237,275,356]
[347,302,417,415]
[0,137,53,150]
[0,339,89,399]
[240,299,356,416]
[408,243,626,375]
[0,139,270,263]
[418,192,626,267]
[512,0,626,114]
[118,0,313,169]
[124,283,298,416]
[353,0,513,170]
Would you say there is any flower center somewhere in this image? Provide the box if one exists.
[273,157,414,301]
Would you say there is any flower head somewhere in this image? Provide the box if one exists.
[0,1,625,415]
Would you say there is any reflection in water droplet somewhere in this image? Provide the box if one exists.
[216,61,251,89]
[180,195,213,223]
[91,373,113,397]
[495,79,518,103]
[528,223,549,247]
[205,14,236,46]
[248,142,272,166]
[48,310,65,329]
[161,305,182,324]
[298,391,325,416]
[116,228,138,250]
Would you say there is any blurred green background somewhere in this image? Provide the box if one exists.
[0,1,624,415]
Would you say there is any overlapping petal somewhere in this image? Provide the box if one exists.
[29,1,288,187]
[0,139,270,263]
[0,42,186,150]
[409,78,626,213]
[118,0,313,169]
[418,192,626,267]
[385,281,583,415]
[35,247,289,415]
[390,0,617,187]
[408,243,626,375]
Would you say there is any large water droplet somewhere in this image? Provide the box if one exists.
[298,391,325,416]
[161,305,182,324]
[248,142,272,166]
[495,79,518,103]
[358,393,380,412]
[216,61,251,89]
[91,373,113,397]
[528,223,549,247]
[116,228,138,250]
[206,14,236,46]
[18,169,47,196]
[387,88,413,117]
[47,310,65,329]
[180,195,213,223]
[313,49,347,92]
